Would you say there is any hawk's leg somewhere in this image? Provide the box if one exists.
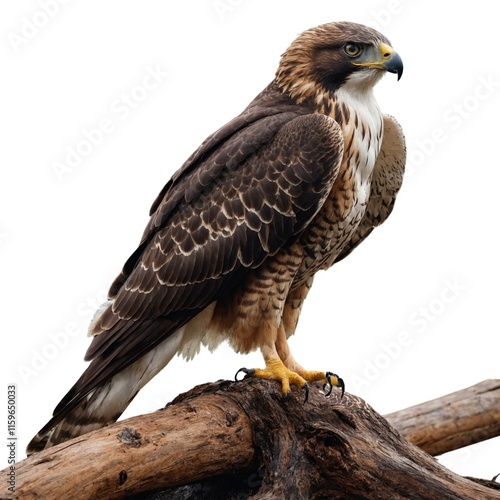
[275,322,345,398]
[235,325,344,401]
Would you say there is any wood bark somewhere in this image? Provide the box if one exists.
[6,379,500,499]
[385,378,500,456]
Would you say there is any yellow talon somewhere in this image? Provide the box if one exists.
[254,358,307,396]
[235,359,345,402]
[235,358,308,399]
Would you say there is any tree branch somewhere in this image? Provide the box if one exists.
[385,379,500,456]
[13,387,254,498]
[7,379,500,499]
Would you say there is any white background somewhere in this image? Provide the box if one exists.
[1,0,499,480]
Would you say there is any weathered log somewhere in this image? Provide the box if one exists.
[385,379,500,456]
[5,379,500,499]
[11,385,254,499]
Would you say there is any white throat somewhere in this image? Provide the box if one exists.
[334,77,384,187]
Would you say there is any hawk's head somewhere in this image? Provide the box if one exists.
[276,22,403,103]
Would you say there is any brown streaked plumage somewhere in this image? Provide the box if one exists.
[27,21,406,455]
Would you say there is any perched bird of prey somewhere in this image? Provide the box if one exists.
[27,21,405,454]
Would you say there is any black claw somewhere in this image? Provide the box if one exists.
[323,372,333,397]
[235,367,255,381]
[338,377,345,398]
[303,383,309,404]
[323,371,345,398]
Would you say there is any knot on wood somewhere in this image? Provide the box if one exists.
[117,470,128,486]
[117,427,143,448]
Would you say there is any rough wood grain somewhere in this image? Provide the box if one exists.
[385,379,500,456]
[11,388,254,499]
[5,379,500,499]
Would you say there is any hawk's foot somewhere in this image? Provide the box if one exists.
[292,368,345,398]
[235,358,309,402]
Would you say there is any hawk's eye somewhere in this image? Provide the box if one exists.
[343,43,362,57]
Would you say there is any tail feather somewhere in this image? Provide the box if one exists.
[26,328,186,455]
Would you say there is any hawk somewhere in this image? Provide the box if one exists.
[27,21,405,454]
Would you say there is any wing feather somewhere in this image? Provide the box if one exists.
[100,114,344,325]
[53,107,343,419]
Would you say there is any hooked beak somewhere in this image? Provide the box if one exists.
[354,42,404,81]
[384,51,404,80]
